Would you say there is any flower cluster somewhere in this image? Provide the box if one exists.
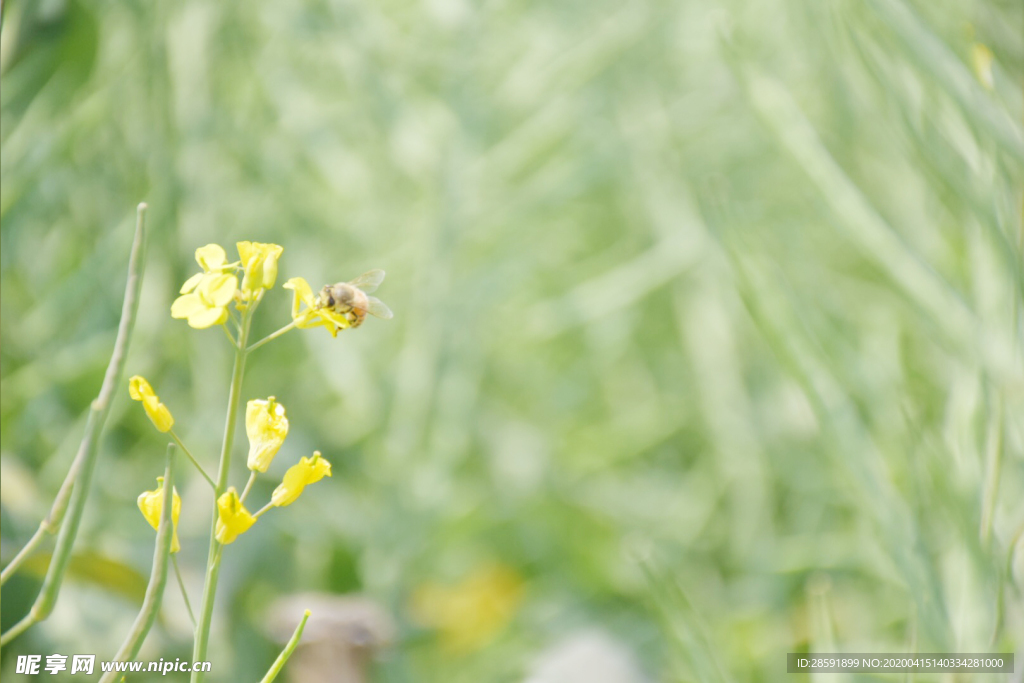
[130,383,332,546]
[130,239,388,550]
[168,241,390,336]
[170,242,287,328]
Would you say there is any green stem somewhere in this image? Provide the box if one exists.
[259,609,311,683]
[1,526,47,586]
[253,501,273,519]
[191,305,254,682]
[221,323,238,348]
[172,554,197,630]
[169,430,216,489]
[98,445,177,683]
[1,204,147,644]
[247,320,298,353]
[239,471,257,504]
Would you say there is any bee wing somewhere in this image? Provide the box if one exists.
[365,296,394,319]
[347,269,385,294]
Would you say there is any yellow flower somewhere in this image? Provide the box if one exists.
[271,451,332,507]
[128,375,174,432]
[171,244,239,329]
[177,244,233,293]
[137,477,182,553]
[171,272,238,329]
[410,564,524,653]
[237,241,283,302]
[283,277,351,337]
[215,488,256,545]
[246,397,289,472]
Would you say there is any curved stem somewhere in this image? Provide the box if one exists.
[1,204,148,643]
[191,304,254,682]
[247,320,298,353]
[98,445,177,683]
[169,431,216,489]
[259,609,311,683]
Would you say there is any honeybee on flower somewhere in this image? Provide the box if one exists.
[318,269,393,328]
[285,269,393,337]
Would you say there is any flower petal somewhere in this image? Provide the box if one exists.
[246,397,289,472]
[284,277,316,308]
[262,247,282,288]
[128,375,153,402]
[137,478,182,553]
[143,395,175,432]
[179,272,205,294]
[236,241,255,267]
[187,305,228,329]
[271,451,331,507]
[171,293,205,319]
[195,244,227,271]
[201,273,238,307]
[215,488,256,545]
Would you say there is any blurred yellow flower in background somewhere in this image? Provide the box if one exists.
[283,276,351,337]
[128,375,174,432]
[245,397,289,472]
[215,488,256,545]
[972,43,994,90]
[410,564,525,653]
[137,477,182,553]
[271,451,332,507]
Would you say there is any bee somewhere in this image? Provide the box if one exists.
[318,269,394,329]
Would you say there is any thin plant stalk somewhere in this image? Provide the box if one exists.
[259,609,311,683]
[190,304,255,682]
[247,320,297,353]
[1,204,148,644]
[98,445,177,683]
[172,555,197,630]
[239,472,257,504]
[169,430,216,489]
[253,502,273,519]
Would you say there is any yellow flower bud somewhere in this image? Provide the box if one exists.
[245,397,289,472]
[237,241,284,295]
[128,375,174,432]
[271,451,332,507]
[137,477,182,553]
[215,488,256,545]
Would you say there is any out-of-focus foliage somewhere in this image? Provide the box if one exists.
[1,0,1022,680]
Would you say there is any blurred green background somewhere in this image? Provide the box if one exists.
[1,0,1023,680]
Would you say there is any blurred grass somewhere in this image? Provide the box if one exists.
[1,0,1023,681]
